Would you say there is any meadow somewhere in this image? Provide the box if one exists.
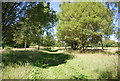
[1,48,119,79]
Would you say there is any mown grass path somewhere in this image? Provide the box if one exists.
[27,54,118,79]
[2,50,118,79]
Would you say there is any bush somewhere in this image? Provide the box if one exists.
[115,51,120,55]
[44,47,51,50]
[103,40,115,47]
[4,46,12,50]
[112,42,119,47]
[99,70,113,79]
[44,48,58,52]
[48,49,58,52]
[71,74,90,79]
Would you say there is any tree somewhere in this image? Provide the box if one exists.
[42,35,55,47]
[57,2,114,52]
[3,2,57,49]
[26,2,57,50]
[115,27,120,43]
[103,40,115,47]
[13,18,32,49]
[105,2,120,43]
[2,2,36,49]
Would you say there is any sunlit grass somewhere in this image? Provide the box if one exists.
[87,47,118,50]
[2,65,32,79]
[1,49,118,79]
[27,54,118,79]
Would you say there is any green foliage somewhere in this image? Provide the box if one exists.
[26,2,57,47]
[44,48,58,52]
[25,2,57,48]
[2,2,36,48]
[112,42,119,47]
[115,51,120,55]
[48,49,58,52]
[4,46,12,51]
[103,40,115,47]
[42,35,55,47]
[13,18,32,48]
[27,2,57,28]
[2,2,57,48]
[57,2,114,51]
[115,27,120,41]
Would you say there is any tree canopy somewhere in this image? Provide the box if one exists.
[57,2,114,51]
[2,2,57,49]
[2,2,36,48]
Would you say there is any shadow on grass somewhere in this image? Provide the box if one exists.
[115,51,120,54]
[85,49,117,54]
[98,70,117,79]
[66,48,108,54]
[71,74,89,79]
[2,51,73,68]
[42,48,58,52]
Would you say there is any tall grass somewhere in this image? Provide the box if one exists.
[2,65,32,79]
[1,50,118,79]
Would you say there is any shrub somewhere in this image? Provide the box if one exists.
[103,40,115,47]
[99,70,113,79]
[44,48,58,52]
[115,51,120,54]
[71,74,90,79]
[48,49,58,52]
[4,46,12,51]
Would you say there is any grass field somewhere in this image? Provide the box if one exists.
[1,48,119,79]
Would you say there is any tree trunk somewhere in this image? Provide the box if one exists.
[65,43,67,50]
[101,35,104,50]
[101,38,104,50]
[2,43,4,49]
[85,46,87,51]
[101,41,104,50]
[78,40,82,53]
[24,40,26,50]
[38,44,40,50]
[80,47,83,53]
[79,44,83,53]
[71,42,73,49]
[71,41,78,50]
[38,46,40,50]
[82,46,85,51]
[38,41,40,50]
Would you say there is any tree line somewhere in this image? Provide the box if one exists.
[2,2,57,49]
[2,1,120,52]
